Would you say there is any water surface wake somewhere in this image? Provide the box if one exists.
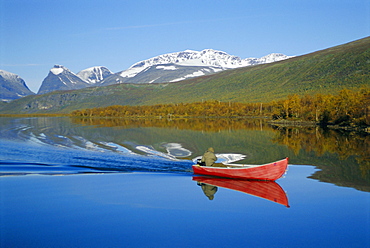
[0,139,194,176]
[0,117,246,176]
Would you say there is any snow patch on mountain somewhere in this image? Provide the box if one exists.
[51,65,73,75]
[156,65,177,70]
[148,77,160,84]
[120,66,145,78]
[51,67,64,75]
[169,68,211,82]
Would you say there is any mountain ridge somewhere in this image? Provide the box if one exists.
[0,70,34,102]
[37,50,292,93]
[1,49,291,97]
[106,49,292,86]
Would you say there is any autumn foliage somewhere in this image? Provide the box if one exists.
[71,88,370,127]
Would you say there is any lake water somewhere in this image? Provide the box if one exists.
[0,117,369,248]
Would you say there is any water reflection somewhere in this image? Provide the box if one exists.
[197,181,218,200]
[71,117,369,192]
[1,117,369,192]
[70,117,272,132]
[272,126,369,163]
[193,176,290,207]
[272,126,370,192]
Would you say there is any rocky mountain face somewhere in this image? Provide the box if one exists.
[0,70,34,102]
[37,65,91,94]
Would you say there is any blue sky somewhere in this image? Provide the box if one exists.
[1,0,369,92]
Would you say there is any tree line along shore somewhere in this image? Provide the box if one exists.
[70,88,369,130]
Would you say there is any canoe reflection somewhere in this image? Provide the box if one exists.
[193,176,290,207]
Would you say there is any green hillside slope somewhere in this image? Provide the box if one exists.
[0,36,369,114]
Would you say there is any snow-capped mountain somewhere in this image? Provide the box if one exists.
[100,49,292,86]
[250,53,293,64]
[38,65,90,94]
[119,49,292,79]
[0,69,34,101]
[77,66,113,84]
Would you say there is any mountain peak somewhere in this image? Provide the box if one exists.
[0,69,20,81]
[38,65,89,94]
[77,66,113,84]
[0,69,34,101]
[50,65,67,75]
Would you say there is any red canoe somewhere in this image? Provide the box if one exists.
[192,157,289,181]
[193,176,290,207]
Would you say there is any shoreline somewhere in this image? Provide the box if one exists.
[1,114,369,133]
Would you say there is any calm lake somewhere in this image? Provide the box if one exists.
[0,117,369,248]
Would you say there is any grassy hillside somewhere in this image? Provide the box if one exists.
[0,36,369,114]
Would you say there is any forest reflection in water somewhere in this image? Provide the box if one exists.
[71,116,272,132]
[71,117,370,192]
